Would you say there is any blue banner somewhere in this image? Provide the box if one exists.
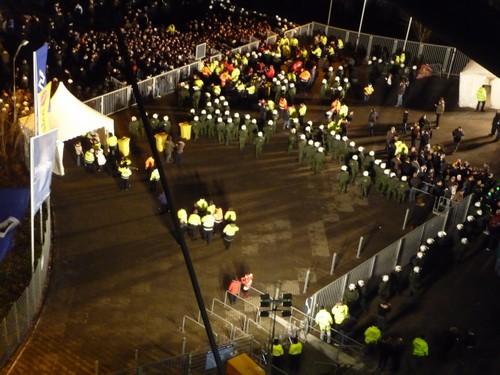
[30,129,58,216]
[34,43,48,94]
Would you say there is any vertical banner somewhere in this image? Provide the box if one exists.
[33,43,48,136]
[38,81,52,134]
[30,129,57,216]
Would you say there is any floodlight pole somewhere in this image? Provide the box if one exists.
[355,0,368,50]
[403,17,413,51]
[116,29,223,375]
[327,0,334,27]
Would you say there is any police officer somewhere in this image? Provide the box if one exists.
[177,208,188,235]
[391,265,404,295]
[331,302,349,331]
[239,124,248,151]
[255,131,265,158]
[314,305,333,344]
[222,223,239,249]
[411,336,429,371]
[313,147,326,174]
[201,212,215,245]
[343,283,359,312]
[224,208,237,224]
[271,338,284,369]
[187,210,202,240]
[364,325,382,351]
[409,266,422,297]
[288,336,303,372]
[359,170,371,197]
[288,128,297,153]
[338,165,350,193]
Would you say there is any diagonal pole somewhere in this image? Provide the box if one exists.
[115,28,223,374]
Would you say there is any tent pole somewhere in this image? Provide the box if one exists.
[403,17,412,51]
[356,0,368,50]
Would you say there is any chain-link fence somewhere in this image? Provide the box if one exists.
[0,198,52,367]
[307,196,472,319]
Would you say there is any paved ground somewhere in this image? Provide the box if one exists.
[2,71,499,374]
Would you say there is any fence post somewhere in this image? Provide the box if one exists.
[369,255,376,277]
[417,43,424,58]
[329,252,338,275]
[442,47,451,75]
[394,239,403,268]
[391,39,398,54]
[447,48,457,79]
[99,96,104,115]
[366,35,373,58]
[356,236,364,259]
[402,208,410,231]
[302,269,311,294]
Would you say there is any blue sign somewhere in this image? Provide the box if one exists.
[34,43,48,94]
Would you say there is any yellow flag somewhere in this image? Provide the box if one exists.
[38,81,52,134]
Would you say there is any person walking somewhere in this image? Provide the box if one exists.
[434,97,445,128]
[222,223,239,249]
[476,85,487,111]
[368,108,378,136]
[314,306,333,344]
[452,126,464,153]
[201,212,215,245]
[271,338,285,369]
[288,336,303,372]
[74,141,83,167]
[187,210,201,240]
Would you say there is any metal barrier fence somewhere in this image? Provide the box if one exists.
[307,194,473,319]
[0,197,52,367]
[311,21,469,77]
[82,21,469,117]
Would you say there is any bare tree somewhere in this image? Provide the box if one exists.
[412,19,432,43]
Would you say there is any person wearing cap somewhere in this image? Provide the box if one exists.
[216,117,225,144]
[378,274,391,302]
[303,139,315,165]
[288,128,297,153]
[338,165,350,193]
[128,115,141,140]
[344,283,360,311]
[348,155,360,183]
[254,131,265,158]
[364,150,376,170]
[358,171,372,197]
[396,176,409,203]
[409,266,422,297]
[391,265,404,295]
[239,124,248,151]
[225,117,234,146]
[297,134,307,164]
[191,116,200,141]
[313,147,326,174]
[206,114,215,138]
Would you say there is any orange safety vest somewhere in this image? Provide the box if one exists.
[202,65,211,77]
[279,97,288,110]
[220,71,231,87]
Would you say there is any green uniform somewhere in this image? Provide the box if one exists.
[396,180,408,203]
[207,117,216,138]
[255,136,265,158]
[387,177,399,199]
[192,120,200,141]
[313,151,326,174]
[348,159,359,183]
[359,175,372,197]
[303,144,315,164]
[264,124,273,144]
[225,121,234,145]
[239,128,248,150]
[338,170,350,192]
[288,133,297,153]
[216,120,225,144]
[298,139,306,163]
[129,119,140,139]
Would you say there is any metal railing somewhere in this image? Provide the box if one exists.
[305,194,473,319]
[0,198,53,367]
[81,21,469,118]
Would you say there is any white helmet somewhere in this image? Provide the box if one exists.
[227,118,233,123]
[335,134,341,140]
[290,83,295,88]
[456,224,464,230]
[319,124,325,130]
[193,116,199,121]
[330,130,336,136]
[241,125,247,130]
[300,134,306,140]
[234,113,240,118]
[382,275,389,282]
[131,116,137,121]
[328,66,334,71]
[268,120,273,125]
[190,108,196,114]
[349,141,355,147]
[412,65,417,70]
[322,78,327,84]
[338,66,344,70]
[363,171,369,177]
[417,252,423,259]
[460,238,468,244]
[401,176,408,181]
[153,113,158,119]
[314,141,320,148]
[395,265,402,272]
[245,114,250,119]
[426,238,435,245]
[390,172,396,178]
[437,231,447,238]
[357,279,365,287]
[251,119,257,124]
[217,117,223,122]
[477,210,483,216]
[338,86,343,91]
[378,58,383,63]
[352,155,358,160]
[384,169,390,175]
[474,201,481,208]
[318,147,324,153]
[215,109,221,115]
[214,98,220,104]
[466,215,474,222]
[358,146,364,152]
[207,114,213,119]
[257,131,263,137]
[224,110,230,116]
[420,245,428,252]
[335,76,340,81]
[348,283,356,291]
[293,118,299,124]
[369,150,375,156]
[341,165,348,171]
[308,140,314,145]
[201,110,206,115]
[223,101,229,106]
[206,102,212,107]
[163,115,169,121]
[342,136,348,141]
[413,266,420,273]
[291,128,296,134]
[307,120,313,126]
[380,163,387,169]
[374,159,381,165]
[344,78,349,83]
[219,96,225,101]
[305,126,311,132]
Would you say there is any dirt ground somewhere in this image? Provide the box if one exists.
[2,70,499,375]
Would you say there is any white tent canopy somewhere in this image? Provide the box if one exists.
[459,60,500,109]
[19,83,114,175]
